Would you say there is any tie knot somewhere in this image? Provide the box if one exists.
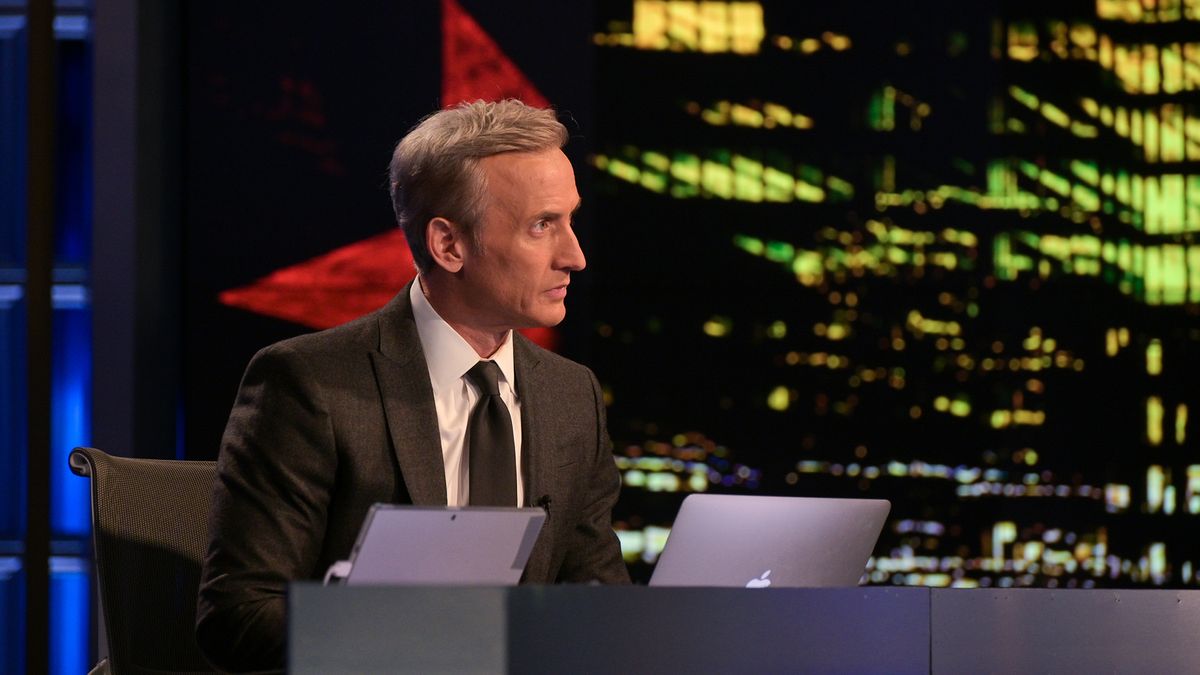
[466,360,503,396]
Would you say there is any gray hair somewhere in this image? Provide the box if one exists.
[388,99,569,273]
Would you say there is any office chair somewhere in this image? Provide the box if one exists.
[70,446,217,675]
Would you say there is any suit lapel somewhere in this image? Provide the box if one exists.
[370,284,448,505]
[514,335,556,509]
[514,335,560,581]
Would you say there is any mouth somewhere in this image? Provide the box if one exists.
[546,282,569,299]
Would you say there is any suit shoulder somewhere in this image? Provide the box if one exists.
[516,334,597,382]
[247,308,384,375]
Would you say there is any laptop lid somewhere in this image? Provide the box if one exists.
[344,504,545,585]
[648,494,890,588]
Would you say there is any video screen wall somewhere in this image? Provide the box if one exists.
[185,0,1200,587]
[591,0,1200,587]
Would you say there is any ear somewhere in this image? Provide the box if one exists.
[425,217,466,273]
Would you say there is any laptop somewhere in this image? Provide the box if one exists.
[648,494,890,588]
[340,504,545,585]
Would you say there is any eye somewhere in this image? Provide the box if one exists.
[531,220,550,233]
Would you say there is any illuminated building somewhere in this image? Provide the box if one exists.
[594,0,1200,587]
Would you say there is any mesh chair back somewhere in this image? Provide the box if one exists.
[70,446,217,675]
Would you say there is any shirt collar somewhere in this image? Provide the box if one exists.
[409,277,516,392]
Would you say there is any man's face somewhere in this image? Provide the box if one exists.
[457,148,585,331]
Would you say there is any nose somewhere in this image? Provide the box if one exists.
[556,225,586,272]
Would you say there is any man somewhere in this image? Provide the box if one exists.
[197,99,630,672]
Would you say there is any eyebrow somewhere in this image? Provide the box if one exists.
[535,199,583,222]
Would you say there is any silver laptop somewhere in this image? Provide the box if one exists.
[648,494,890,588]
[343,504,545,585]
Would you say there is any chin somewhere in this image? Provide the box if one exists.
[528,309,567,328]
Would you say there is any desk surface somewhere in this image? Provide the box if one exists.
[289,585,1200,674]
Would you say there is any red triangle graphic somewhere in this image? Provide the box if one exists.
[442,0,549,107]
[219,3,558,351]
[219,229,558,350]
[219,229,417,331]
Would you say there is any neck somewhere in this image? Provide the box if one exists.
[418,274,508,358]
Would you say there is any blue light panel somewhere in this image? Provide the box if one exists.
[50,290,90,537]
[49,557,88,675]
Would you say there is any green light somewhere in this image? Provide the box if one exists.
[733,234,765,256]
[950,398,971,417]
[792,251,823,279]
[609,158,640,183]
[795,180,825,202]
[642,151,670,172]
[671,153,701,185]
[1008,85,1039,110]
[764,241,794,263]
[826,176,855,200]
[702,160,734,199]
[1070,160,1099,186]
[764,167,794,202]
[732,155,764,202]
[1042,102,1070,128]
[640,172,667,193]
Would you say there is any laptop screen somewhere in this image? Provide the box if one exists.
[345,504,545,585]
[649,494,890,588]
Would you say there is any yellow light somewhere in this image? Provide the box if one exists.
[823,31,851,51]
[644,526,670,563]
[992,522,1017,564]
[767,385,790,411]
[1106,483,1130,512]
[1150,543,1167,581]
[1147,465,1165,512]
[632,0,669,50]
[703,315,732,337]
[617,529,645,561]
[1147,339,1163,375]
[1187,465,1200,514]
[1013,410,1046,425]
[728,1,765,54]
[1178,404,1189,444]
[1148,396,1164,445]
[646,472,680,492]
[766,320,787,339]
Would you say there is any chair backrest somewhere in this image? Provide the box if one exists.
[70,446,217,675]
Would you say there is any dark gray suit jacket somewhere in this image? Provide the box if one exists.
[196,285,629,672]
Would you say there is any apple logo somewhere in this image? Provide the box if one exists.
[745,569,772,588]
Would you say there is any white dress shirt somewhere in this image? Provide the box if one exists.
[409,278,524,506]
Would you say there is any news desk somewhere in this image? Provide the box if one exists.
[289,584,1200,673]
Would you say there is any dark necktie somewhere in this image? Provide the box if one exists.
[465,361,517,506]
